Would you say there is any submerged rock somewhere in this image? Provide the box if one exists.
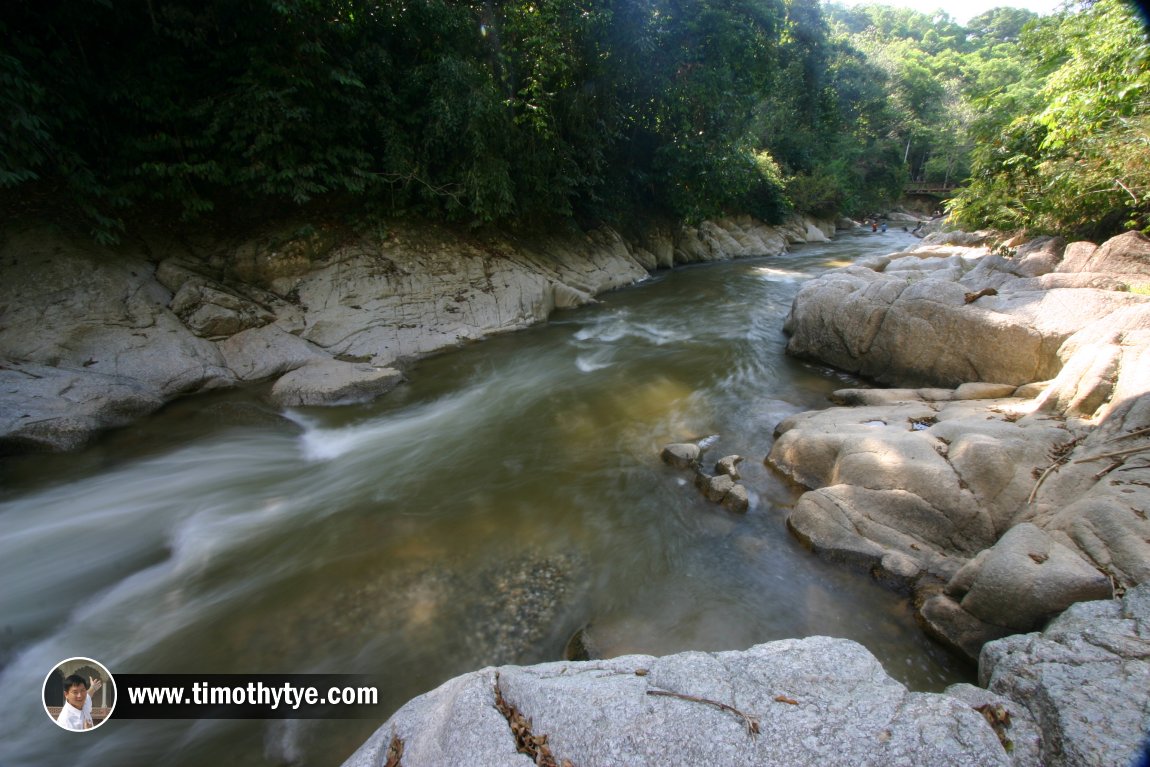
[695,471,736,503]
[715,454,744,479]
[662,441,752,514]
[660,442,701,469]
[722,483,750,514]
[563,625,599,662]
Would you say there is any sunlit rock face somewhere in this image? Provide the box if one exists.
[772,231,1150,661]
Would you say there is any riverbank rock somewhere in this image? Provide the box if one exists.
[0,361,166,452]
[268,359,405,407]
[771,230,1150,660]
[770,392,1071,580]
[978,583,1150,767]
[783,232,1149,387]
[0,215,837,452]
[770,383,1150,659]
[343,636,1012,767]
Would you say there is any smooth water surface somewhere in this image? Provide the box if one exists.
[0,229,971,767]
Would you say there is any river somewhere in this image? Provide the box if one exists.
[0,228,971,767]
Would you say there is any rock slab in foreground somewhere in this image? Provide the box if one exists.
[979,582,1150,767]
[344,636,1009,767]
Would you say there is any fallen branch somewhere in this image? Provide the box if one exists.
[1028,459,1067,504]
[964,287,998,304]
[1028,437,1083,504]
[1093,461,1124,481]
[1074,444,1150,464]
[1115,178,1140,203]
[646,689,761,737]
[1098,425,1150,445]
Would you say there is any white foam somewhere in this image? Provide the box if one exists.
[296,385,490,462]
[750,266,808,280]
[575,353,613,372]
[573,317,689,347]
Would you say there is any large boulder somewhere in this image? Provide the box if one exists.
[938,523,1113,632]
[1056,230,1150,276]
[774,231,1150,659]
[282,226,657,366]
[1011,236,1065,278]
[1035,303,1150,420]
[269,359,404,407]
[782,233,1149,388]
[216,325,329,382]
[979,583,1150,767]
[169,279,278,338]
[0,229,235,448]
[0,231,235,396]
[344,636,1012,767]
[769,394,1070,584]
[769,383,1150,659]
[0,361,165,452]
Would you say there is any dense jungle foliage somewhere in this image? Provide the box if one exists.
[1,0,1147,241]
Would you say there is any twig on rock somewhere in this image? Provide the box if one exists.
[383,730,404,767]
[1093,460,1124,481]
[1028,437,1083,504]
[646,689,761,737]
[1073,445,1150,464]
[1028,460,1066,504]
[1098,425,1150,445]
[964,287,998,304]
[493,673,573,767]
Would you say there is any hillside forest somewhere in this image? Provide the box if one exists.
[2,0,1148,242]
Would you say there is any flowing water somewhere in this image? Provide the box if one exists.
[0,229,972,767]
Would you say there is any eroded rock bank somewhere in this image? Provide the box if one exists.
[769,230,1150,660]
[0,214,837,452]
[346,636,1009,767]
[343,584,1150,767]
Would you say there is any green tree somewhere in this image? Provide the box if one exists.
[0,0,793,237]
[951,0,1150,237]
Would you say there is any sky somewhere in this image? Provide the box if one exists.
[827,0,1067,25]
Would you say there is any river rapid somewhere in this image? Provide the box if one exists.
[0,229,971,767]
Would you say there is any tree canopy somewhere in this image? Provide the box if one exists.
[1,0,791,239]
[948,0,1150,238]
[2,0,1146,241]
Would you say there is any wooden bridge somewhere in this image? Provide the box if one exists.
[904,182,960,197]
